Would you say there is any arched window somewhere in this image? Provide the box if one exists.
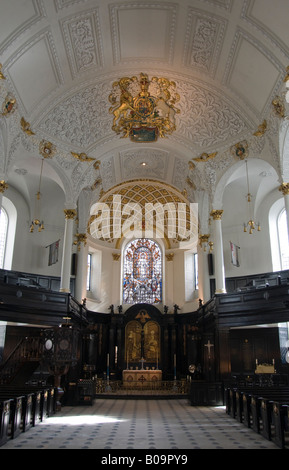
[123,239,162,304]
[0,208,8,268]
[278,209,289,270]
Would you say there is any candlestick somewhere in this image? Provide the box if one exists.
[174,353,176,380]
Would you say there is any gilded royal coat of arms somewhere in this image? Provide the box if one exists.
[109,73,180,142]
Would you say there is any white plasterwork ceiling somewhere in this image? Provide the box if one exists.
[0,0,288,211]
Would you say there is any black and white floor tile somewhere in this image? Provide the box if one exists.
[1,399,279,450]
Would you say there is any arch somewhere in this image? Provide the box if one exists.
[269,198,289,271]
[88,179,197,249]
[213,157,279,211]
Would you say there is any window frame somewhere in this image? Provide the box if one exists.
[277,208,289,270]
[0,207,8,269]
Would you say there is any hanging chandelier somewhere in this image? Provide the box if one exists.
[30,158,45,233]
[243,159,260,234]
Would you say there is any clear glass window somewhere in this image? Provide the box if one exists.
[0,208,8,269]
[278,209,289,270]
[87,253,92,291]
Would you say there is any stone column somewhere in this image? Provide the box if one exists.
[112,253,121,307]
[74,233,88,302]
[198,235,211,303]
[279,183,289,242]
[60,208,77,293]
[165,253,174,307]
[210,210,226,294]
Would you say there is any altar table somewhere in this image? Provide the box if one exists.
[122,369,162,388]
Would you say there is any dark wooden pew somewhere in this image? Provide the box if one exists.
[0,391,36,438]
[0,399,12,446]
[250,390,289,437]
[225,385,289,448]
[225,386,289,424]
[0,386,56,446]
[259,399,289,447]
[0,394,25,439]
[271,403,289,448]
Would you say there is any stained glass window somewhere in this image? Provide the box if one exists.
[123,239,162,304]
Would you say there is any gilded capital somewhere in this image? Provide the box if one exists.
[166,253,174,261]
[210,209,223,220]
[199,234,210,246]
[0,180,8,193]
[112,253,120,261]
[279,183,289,196]
[76,233,87,244]
[64,209,77,220]
[74,233,87,251]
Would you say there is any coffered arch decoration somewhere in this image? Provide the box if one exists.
[87,180,198,248]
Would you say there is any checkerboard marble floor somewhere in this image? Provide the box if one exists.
[1,399,279,450]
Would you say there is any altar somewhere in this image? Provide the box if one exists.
[123,369,162,389]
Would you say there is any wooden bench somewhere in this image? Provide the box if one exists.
[258,397,289,447]
[225,386,289,423]
[225,386,289,448]
[271,402,289,448]
[0,399,12,446]
[0,386,56,447]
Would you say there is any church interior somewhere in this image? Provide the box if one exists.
[1,0,289,450]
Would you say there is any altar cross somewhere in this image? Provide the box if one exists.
[204,340,214,358]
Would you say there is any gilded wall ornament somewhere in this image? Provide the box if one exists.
[279,183,289,196]
[93,160,101,170]
[253,120,267,137]
[39,140,56,159]
[2,94,16,116]
[272,96,285,118]
[230,141,248,160]
[0,180,8,193]
[20,117,35,135]
[0,64,6,80]
[283,66,289,84]
[193,152,217,162]
[109,73,180,142]
[71,151,95,162]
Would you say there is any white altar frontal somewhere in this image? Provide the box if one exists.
[123,368,162,388]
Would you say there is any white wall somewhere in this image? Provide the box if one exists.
[7,183,65,276]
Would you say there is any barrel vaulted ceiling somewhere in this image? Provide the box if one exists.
[0,0,289,218]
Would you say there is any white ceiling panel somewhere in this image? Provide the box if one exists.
[247,0,289,51]
[8,34,62,114]
[227,35,280,114]
[111,4,177,64]
[0,0,44,54]
[0,0,288,209]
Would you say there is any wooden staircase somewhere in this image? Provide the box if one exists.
[0,336,42,385]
